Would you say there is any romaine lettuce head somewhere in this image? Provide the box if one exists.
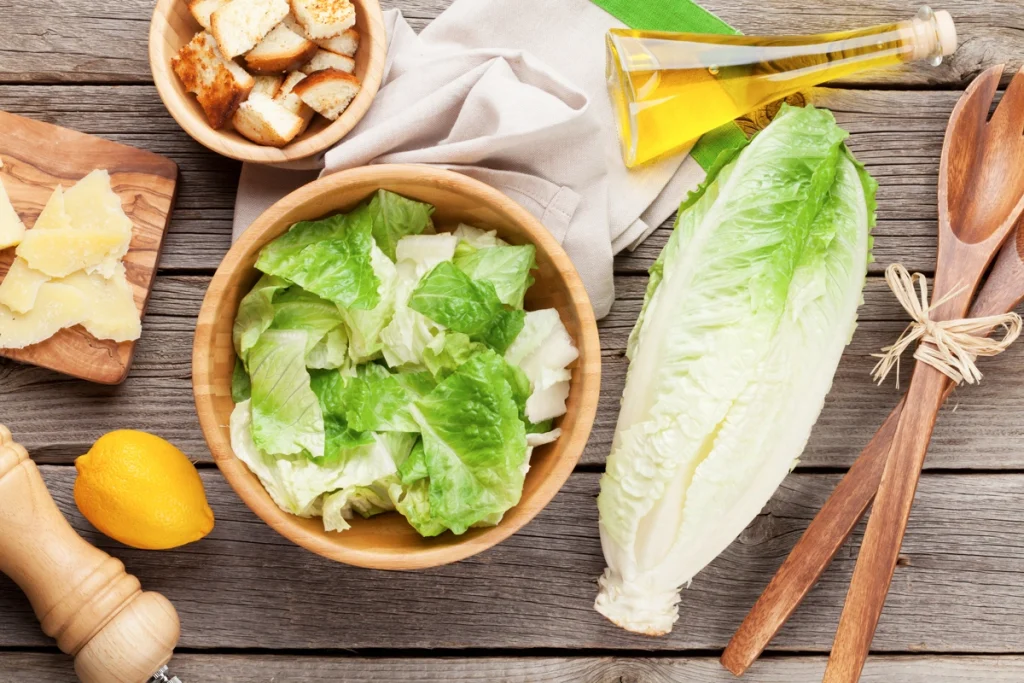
[596,105,872,635]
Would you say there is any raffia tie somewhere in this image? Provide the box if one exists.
[871,264,1023,386]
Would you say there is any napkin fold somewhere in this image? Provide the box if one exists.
[234,0,712,317]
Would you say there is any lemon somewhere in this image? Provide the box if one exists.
[75,430,214,550]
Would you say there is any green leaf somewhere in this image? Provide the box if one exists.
[420,331,486,379]
[342,245,399,363]
[233,274,290,358]
[408,262,523,353]
[410,349,528,535]
[231,356,251,403]
[368,190,435,260]
[268,287,347,365]
[398,439,428,484]
[248,330,325,458]
[341,363,421,433]
[389,478,447,537]
[309,369,374,458]
[305,327,350,370]
[255,213,380,310]
[454,244,536,309]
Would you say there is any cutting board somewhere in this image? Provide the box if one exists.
[0,111,178,384]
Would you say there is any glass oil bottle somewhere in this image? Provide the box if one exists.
[607,7,956,167]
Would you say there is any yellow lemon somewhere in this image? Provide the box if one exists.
[75,430,214,550]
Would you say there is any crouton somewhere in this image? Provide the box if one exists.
[188,0,227,30]
[274,71,315,134]
[315,28,359,56]
[245,20,318,73]
[301,48,354,74]
[252,74,285,98]
[293,68,360,120]
[232,93,306,146]
[210,0,290,58]
[290,0,356,40]
[172,31,255,129]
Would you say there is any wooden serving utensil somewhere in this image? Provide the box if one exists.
[721,214,1024,676]
[0,425,181,683]
[823,64,1024,683]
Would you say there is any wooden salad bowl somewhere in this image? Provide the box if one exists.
[148,0,386,163]
[192,165,601,570]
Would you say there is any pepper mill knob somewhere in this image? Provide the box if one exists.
[0,425,180,683]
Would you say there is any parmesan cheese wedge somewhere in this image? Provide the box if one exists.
[0,283,88,349]
[58,265,141,342]
[0,176,26,249]
[33,185,72,230]
[0,258,50,314]
[62,170,133,277]
[16,227,129,278]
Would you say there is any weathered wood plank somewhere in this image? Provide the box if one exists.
[0,86,964,274]
[2,653,1023,682]
[1,468,1023,651]
[1,0,1019,86]
[2,274,1021,469]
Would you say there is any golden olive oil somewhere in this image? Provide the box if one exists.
[607,7,956,167]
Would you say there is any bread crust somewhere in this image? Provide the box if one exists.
[172,32,255,129]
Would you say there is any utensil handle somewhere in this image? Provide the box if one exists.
[0,426,180,683]
[822,364,949,683]
[722,241,1024,675]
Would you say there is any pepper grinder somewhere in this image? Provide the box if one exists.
[0,425,182,683]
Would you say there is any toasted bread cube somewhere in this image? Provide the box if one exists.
[245,20,318,73]
[211,0,290,58]
[172,31,255,129]
[316,28,358,56]
[252,74,285,98]
[301,48,354,74]
[232,93,306,146]
[188,0,227,30]
[290,0,355,40]
[274,71,315,134]
[293,68,359,120]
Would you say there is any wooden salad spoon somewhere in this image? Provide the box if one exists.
[721,213,1024,677]
[823,63,1024,683]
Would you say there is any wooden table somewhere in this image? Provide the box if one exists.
[2,1,1024,681]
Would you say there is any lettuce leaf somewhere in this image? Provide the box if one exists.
[454,244,536,309]
[247,330,325,458]
[233,274,290,358]
[367,190,435,261]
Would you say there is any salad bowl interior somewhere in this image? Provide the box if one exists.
[193,165,601,570]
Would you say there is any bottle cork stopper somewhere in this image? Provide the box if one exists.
[934,10,957,56]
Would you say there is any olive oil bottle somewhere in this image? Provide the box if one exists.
[607,7,956,167]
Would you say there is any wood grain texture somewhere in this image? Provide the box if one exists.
[193,165,601,570]
[825,65,1024,683]
[0,427,179,682]
[4,653,1024,683]
[149,0,387,162]
[1,274,1022,468]
[1,0,1020,86]
[0,110,178,384]
[2,467,1024,651]
[0,86,973,273]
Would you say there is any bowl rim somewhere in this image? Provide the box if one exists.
[148,0,387,163]
[192,164,601,569]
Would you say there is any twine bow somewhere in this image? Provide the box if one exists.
[871,264,1022,386]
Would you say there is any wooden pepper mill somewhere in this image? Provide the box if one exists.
[0,425,182,683]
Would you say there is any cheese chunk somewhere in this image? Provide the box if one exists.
[0,176,26,249]
[0,283,87,349]
[16,227,128,278]
[58,265,141,342]
[62,170,133,276]
[33,185,72,230]
[0,258,50,313]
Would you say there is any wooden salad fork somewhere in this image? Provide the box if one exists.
[721,213,1024,677]
[822,64,1024,683]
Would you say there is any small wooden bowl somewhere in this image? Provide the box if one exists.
[149,0,386,163]
[193,165,601,569]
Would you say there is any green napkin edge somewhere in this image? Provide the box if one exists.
[592,0,748,170]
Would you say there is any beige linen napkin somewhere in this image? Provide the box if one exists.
[233,1,706,318]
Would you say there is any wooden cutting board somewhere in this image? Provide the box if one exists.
[0,111,178,384]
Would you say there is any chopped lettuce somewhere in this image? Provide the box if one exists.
[342,244,399,363]
[231,356,251,403]
[408,261,525,354]
[454,244,536,309]
[454,224,507,249]
[233,274,289,358]
[248,330,325,458]
[366,189,435,261]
